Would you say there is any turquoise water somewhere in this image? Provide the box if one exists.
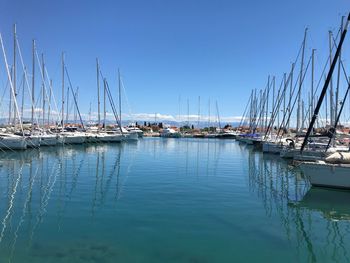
[0,138,350,262]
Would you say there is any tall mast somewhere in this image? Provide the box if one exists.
[265,76,270,132]
[96,58,100,131]
[48,79,52,125]
[103,78,106,130]
[311,49,315,111]
[297,28,307,133]
[9,67,13,125]
[329,31,334,126]
[41,53,45,126]
[31,40,35,129]
[13,23,17,125]
[283,73,286,130]
[61,52,65,132]
[0,32,24,133]
[216,100,221,130]
[335,16,345,126]
[287,63,294,130]
[301,13,350,152]
[21,71,25,118]
[118,68,122,128]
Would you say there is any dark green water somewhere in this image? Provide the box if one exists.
[0,138,349,263]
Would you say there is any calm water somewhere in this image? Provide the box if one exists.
[0,138,350,263]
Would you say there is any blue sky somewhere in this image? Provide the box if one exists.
[0,0,349,123]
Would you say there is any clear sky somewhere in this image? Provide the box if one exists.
[0,0,349,123]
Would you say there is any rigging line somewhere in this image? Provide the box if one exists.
[0,33,24,133]
[16,38,40,125]
[331,35,349,84]
[105,80,123,132]
[252,81,270,134]
[120,76,132,122]
[280,56,312,138]
[238,93,252,129]
[64,66,85,130]
[266,77,284,137]
[266,70,292,138]
[301,13,350,152]
[35,50,61,125]
[44,67,61,124]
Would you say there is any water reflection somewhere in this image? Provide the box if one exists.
[1,139,350,262]
[247,148,350,263]
[0,144,126,262]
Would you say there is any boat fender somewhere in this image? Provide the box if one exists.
[286,139,295,149]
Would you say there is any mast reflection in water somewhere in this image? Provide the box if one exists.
[0,138,349,262]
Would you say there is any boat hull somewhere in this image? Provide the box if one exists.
[26,136,41,148]
[0,137,27,150]
[262,142,283,154]
[300,162,350,189]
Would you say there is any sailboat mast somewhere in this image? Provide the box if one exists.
[288,64,294,130]
[301,13,350,152]
[197,96,200,128]
[118,69,122,128]
[335,16,345,125]
[283,73,286,129]
[104,78,106,130]
[297,28,307,133]
[41,53,45,126]
[31,39,35,129]
[96,58,100,131]
[13,24,17,126]
[48,79,52,125]
[21,71,25,118]
[329,31,334,126]
[61,52,65,132]
[216,100,221,130]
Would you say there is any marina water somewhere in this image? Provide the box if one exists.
[0,138,349,262]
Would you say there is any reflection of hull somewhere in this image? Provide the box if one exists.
[297,188,350,221]
[240,137,254,145]
[216,133,236,139]
[160,133,181,138]
[300,161,350,189]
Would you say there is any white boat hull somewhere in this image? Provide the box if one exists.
[100,134,123,142]
[123,132,139,141]
[26,136,41,148]
[58,133,86,144]
[40,135,58,146]
[262,142,282,154]
[300,162,350,189]
[0,137,27,150]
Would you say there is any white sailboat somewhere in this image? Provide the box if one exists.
[299,14,350,189]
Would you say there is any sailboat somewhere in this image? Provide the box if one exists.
[57,53,86,145]
[299,13,350,189]
[0,30,27,150]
